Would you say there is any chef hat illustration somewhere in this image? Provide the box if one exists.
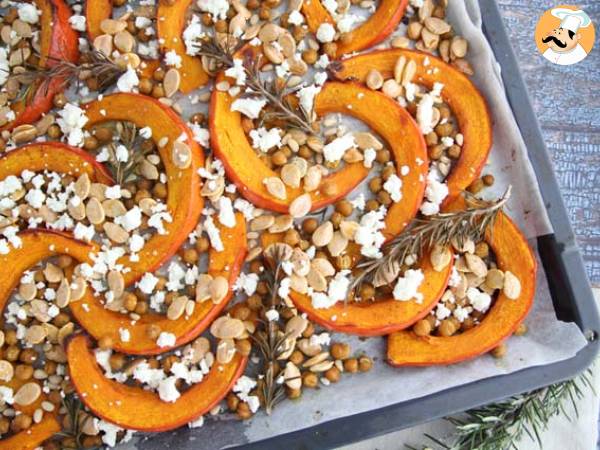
[551,8,592,33]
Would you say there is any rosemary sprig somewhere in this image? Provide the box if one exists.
[250,243,293,414]
[193,36,315,134]
[55,394,86,448]
[350,187,512,294]
[407,369,595,450]
[8,49,125,104]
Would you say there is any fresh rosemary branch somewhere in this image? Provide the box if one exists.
[55,394,86,448]
[350,187,512,294]
[9,49,125,103]
[407,369,595,450]
[250,243,293,414]
[193,36,315,134]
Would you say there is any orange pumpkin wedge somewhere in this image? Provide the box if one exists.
[85,0,112,41]
[2,0,79,132]
[157,0,209,92]
[302,0,408,57]
[262,233,452,335]
[211,77,427,223]
[70,213,248,354]
[0,142,114,184]
[0,414,60,450]
[84,93,204,284]
[387,209,537,366]
[0,220,245,355]
[329,49,492,202]
[67,333,247,431]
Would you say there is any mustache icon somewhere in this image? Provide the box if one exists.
[542,35,567,48]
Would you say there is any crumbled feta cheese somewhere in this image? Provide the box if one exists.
[231,97,267,119]
[224,58,247,85]
[467,287,492,313]
[118,328,130,342]
[363,148,376,168]
[188,416,204,428]
[57,103,89,147]
[0,49,9,86]
[116,66,139,93]
[355,207,387,258]
[453,305,471,322]
[435,302,451,320]
[288,10,305,25]
[69,14,86,31]
[233,272,259,296]
[197,0,230,20]
[249,127,282,152]
[204,215,223,252]
[383,173,403,202]
[265,309,279,321]
[164,50,182,68]
[323,134,355,163]
[158,376,180,402]
[217,197,236,228]
[416,93,435,134]
[188,122,209,147]
[393,269,425,302]
[316,23,336,43]
[296,84,321,115]
[73,223,95,242]
[157,332,177,348]
[17,3,41,24]
[312,270,350,308]
[183,15,203,55]
[137,273,159,294]
[420,169,449,216]
[139,126,152,139]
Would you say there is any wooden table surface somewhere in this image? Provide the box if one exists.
[497,0,600,286]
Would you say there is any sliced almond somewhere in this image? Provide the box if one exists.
[103,222,129,244]
[281,163,302,188]
[55,278,71,308]
[216,339,236,364]
[278,32,296,58]
[291,249,310,276]
[353,132,383,150]
[85,197,105,225]
[102,199,127,218]
[250,215,275,232]
[394,55,407,84]
[303,165,322,192]
[0,360,13,382]
[263,42,283,64]
[503,271,521,300]
[264,177,287,200]
[18,282,37,301]
[258,23,282,42]
[465,253,488,278]
[339,220,358,240]
[312,258,335,277]
[430,244,452,272]
[297,338,321,357]
[107,271,125,299]
[485,269,504,290]
[68,201,86,221]
[209,276,229,304]
[172,141,192,169]
[284,361,301,390]
[285,315,308,340]
[303,351,329,368]
[14,382,41,406]
[211,317,245,340]
[163,68,181,98]
[70,277,87,301]
[139,197,158,216]
[312,221,333,247]
[43,263,63,283]
[195,274,213,302]
[25,325,47,345]
[424,17,451,35]
[289,193,311,218]
[401,59,417,86]
[307,268,327,292]
[268,215,293,233]
[365,69,383,90]
[167,295,188,320]
[450,36,468,59]
[93,34,113,57]
[113,30,135,53]
[327,231,348,257]
[58,322,74,345]
[309,360,334,373]
[100,18,127,35]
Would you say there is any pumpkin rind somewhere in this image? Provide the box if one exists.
[84,93,204,284]
[302,0,408,57]
[157,0,209,92]
[210,78,427,222]
[2,0,79,132]
[329,49,492,202]
[387,210,537,366]
[85,0,112,41]
[67,334,247,431]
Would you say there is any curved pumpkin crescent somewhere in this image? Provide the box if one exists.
[70,213,248,355]
[387,209,537,366]
[157,0,209,92]
[302,0,408,57]
[84,93,204,284]
[329,49,492,203]
[211,77,427,226]
[2,0,79,132]
[0,415,60,450]
[0,142,114,184]
[0,221,245,355]
[67,334,247,432]
[85,0,112,41]
[262,233,452,335]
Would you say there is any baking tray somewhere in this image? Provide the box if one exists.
[226,1,600,448]
[135,1,599,448]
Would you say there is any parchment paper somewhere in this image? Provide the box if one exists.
[115,1,588,448]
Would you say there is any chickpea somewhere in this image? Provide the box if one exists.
[359,283,375,300]
[5,330,17,346]
[413,319,432,336]
[289,350,304,366]
[135,301,148,315]
[491,343,507,358]
[514,323,528,336]
[146,324,161,340]
[330,342,350,360]
[109,353,126,371]
[428,144,444,160]
[183,248,199,264]
[138,78,154,95]
[195,236,210,253]
[53,93,67,108]
[302,218,318,234]
[325,366,341,383]
[467,179,485,194]
[482,174,495,186]
[227,393,239,411]
[19,348,37,365]
[236,339,252,356]
[236,402,253,420]
[302,49,318,64]
[344,358,358,373]
[376,149,391,164]
[151,85,166,99]
[11,413,32,432]
[284,229,300,246]
[287,387,302,399]
[15,364,33,380]
[365,199,380,212]
[438,319,457,337]
[435,122,454,137]
[153,183,168,199]
[46,124,62,139]
[98,336,113,350]
[335,200,353,217]
[358,355,373,372]
[247,294,263,311]
[302,371,318,388]
[271,150,288,166]
[447,144,461,159]
[302,322,314,338]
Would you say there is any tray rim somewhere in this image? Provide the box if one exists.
[226,1,600,448]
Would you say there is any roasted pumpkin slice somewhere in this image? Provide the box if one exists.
[329,49,492,202]
[0,142,114,184]
[67,334,247,431]
[84,93,204,284]
[3,0,79,132]
[0,415,60,450]
[157,0,209,92]
[211,78,427,224]
[262,233,452,335]
[70,213,248,354]
[85,0,112,41]
[302,0,408,57]
[387,209,537,366]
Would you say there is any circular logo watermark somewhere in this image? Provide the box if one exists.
[534,5,595,66]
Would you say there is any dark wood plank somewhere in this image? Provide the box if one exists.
[497,1,600,285]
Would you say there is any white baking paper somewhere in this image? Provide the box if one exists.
[116,1,588,448]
